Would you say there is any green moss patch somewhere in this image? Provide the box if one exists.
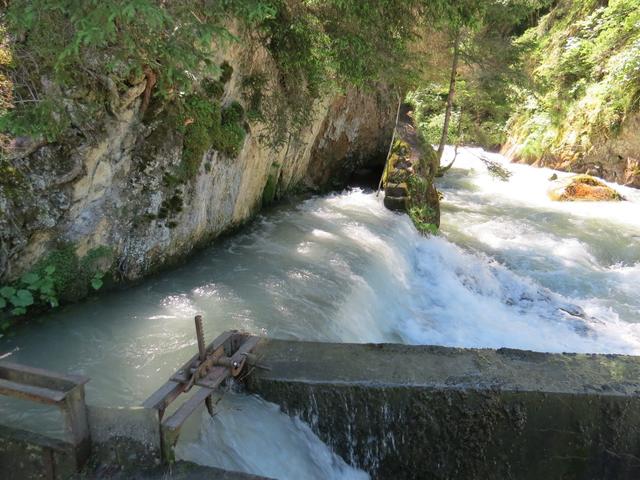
[262,162,280,207]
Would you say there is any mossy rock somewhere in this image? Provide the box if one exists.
[387,169,410,184]
[385,182,408,197]
[548,175,623,202]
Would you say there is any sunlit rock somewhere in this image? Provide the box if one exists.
[548,175,623,202]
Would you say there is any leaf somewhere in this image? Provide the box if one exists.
[0,286,16,299]
[39,285,55,296]
[0,297,6,309]
[49,298,59,308]
[1,320,10,330]
[45,265,56,275]
[11,307,26,316]
[21,272,40,285]
[12,289,34,308]
[91,277,104,291]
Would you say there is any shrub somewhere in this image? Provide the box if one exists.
[222,101,245,125]
[216,122,246,158]
[0,244,113,325]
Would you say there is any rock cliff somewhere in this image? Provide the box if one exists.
[0,38,394,288]
[503,111,640,188]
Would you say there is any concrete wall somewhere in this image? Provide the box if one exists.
[0,425,77,480]
[247,340,640,480]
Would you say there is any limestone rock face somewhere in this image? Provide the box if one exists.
[0,39,394,284]
[505,112,640,188]
[547,175,623,202]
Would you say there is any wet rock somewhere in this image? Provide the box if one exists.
[505,112,640,188]
[383,195,407,211]
[548,175,623,201]
[0,40,395,285]
[384,182,408,197]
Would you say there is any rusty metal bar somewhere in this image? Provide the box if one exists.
[170,330,236,384]
[195,315,206,361]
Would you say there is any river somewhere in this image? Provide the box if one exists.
[1,147,639,478]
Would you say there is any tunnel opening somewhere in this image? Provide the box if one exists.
[346,155,387,191]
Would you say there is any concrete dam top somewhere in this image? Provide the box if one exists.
[251,339,640,396]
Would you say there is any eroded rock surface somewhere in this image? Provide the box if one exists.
[0,39,394,285]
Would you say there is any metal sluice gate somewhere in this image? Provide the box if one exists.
[143,315,262,460]
[0,315,263,475]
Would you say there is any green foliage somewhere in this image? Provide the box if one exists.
[408,205,439,236]
[177,95,247,179]
[217,122,247,158]
[158,192,183,220]
[0,0,277,141]
[219,61,234,84]
[508,0,640,160]
[406,0,551,151]
[407,87,457,145]
[407,174,428,198]
[0,245,113,322]
[202,79,225,100]
[0,98,70,142]
[180,95,222,179]
[241,73,268,121]
[1,0,525,150]
[222,101,245,125]
[239,0,495,147]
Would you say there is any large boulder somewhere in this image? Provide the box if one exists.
[548,174,623,201]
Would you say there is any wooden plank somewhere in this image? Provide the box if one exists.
[195,366,229,390]
[0,361,88,392]
[0,378,65,404]
[161,387,215,431]
[142,381,184,411]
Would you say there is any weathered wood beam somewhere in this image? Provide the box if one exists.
[0,361,89,392]
[0,378,65,404]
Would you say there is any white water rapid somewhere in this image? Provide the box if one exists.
[1,147,639,478]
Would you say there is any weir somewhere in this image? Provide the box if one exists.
[247,339,640,480]
[3,322,640,479]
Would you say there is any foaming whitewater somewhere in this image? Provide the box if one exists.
[2,146,640,478]
[175,394,367,480]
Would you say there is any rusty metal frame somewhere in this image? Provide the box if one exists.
[0,361,91,470]
[143,318,260,462]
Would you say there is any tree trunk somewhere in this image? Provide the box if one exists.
[436,27,461,163]
[436,105,464,177]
